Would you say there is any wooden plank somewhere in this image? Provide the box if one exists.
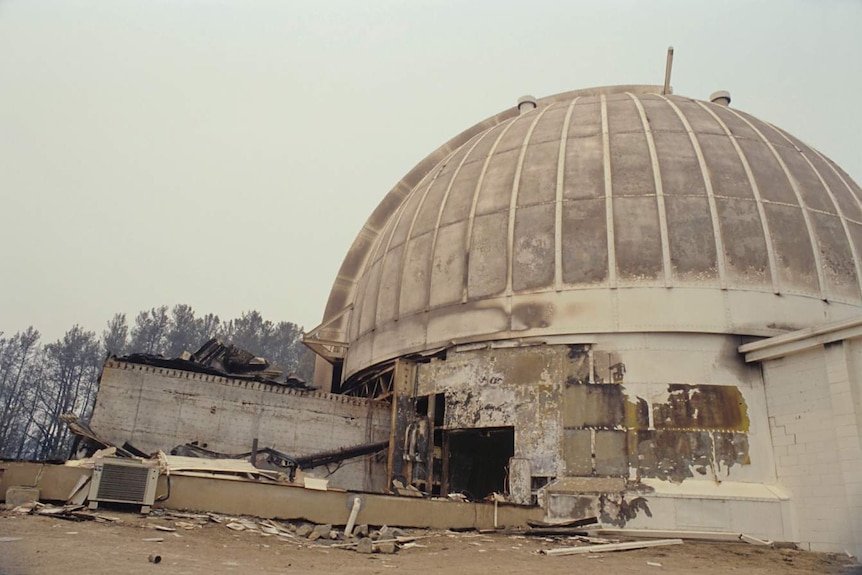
[740,533,772,546]
[597,528,743,542]
[543,538,683,556]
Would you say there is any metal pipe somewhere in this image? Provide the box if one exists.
[344,496,362,538]
[663,46,674,95]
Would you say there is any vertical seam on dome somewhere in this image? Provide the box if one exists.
[369,164,443,332]
[555,97,580,291]
[724,108,828,301]
[463,117,520,303]
[394,153,455,318]
[769,125,862,301]
[696,102,782,295]
[601,95,617,289]
[628,92,673,288]
[507,105,554,296]
[428,132,492,311]
[658,95,728,289]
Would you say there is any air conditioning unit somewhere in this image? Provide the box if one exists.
[88,458,159,513]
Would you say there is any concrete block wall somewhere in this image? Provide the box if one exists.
[90,360,391,490]
[761,342,862,557]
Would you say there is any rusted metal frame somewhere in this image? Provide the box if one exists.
[658,95,729,289]
[723,107,828,300]
[505,104,554,296]
[424,394,437,492]
[302,304,354,362]
[441,430,451,496]
[386,360,417,491]
[600,95,618,288]
[696,102,782,295]
[339,363,395,398]
[768,123,862,302]
[463,117,521,303]
[628,92,673,287]
[293,440,389,470]
[554,97,580,291]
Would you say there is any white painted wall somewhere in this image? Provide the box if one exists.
[761,340,862,557]
[90,360,391,490]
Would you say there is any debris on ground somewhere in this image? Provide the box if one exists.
[542,538,685,556]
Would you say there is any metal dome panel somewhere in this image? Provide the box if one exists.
[308,86,862,380]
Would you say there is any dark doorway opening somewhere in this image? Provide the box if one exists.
[446,427,514,500]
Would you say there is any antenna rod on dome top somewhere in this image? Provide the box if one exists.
[663,46,674,95]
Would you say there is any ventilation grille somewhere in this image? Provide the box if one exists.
[90,459,158,506]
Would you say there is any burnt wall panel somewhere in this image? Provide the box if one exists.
[652,384,749,431]
[563,429,593,476]
[563,383,625,428]
[635,430,714,482]
[595,430,628,476]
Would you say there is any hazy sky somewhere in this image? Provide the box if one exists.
[1,0,861,343]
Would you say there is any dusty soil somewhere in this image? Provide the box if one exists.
[0,509,858,575]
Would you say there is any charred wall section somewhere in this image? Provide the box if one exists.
[417,334,772,505]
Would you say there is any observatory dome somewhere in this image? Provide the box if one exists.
[316,85,862,381]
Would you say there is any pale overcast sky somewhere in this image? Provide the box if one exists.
[1,0,861,343]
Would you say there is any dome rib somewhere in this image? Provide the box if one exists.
[769,125,862,301]
[725,107,827,299]
[628,92,673,286]
[660,94,729,288]
[507,104,554,296]
[464,117,520,302]
[695,100,782,294]
[600,94,618,288]
[427,131,490,311]
[308,85,862,382]
[554,97,581,290]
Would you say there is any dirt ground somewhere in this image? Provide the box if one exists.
[0,508,859,575]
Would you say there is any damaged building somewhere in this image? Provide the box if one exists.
[74,83,862,557]
[301,84,862,556]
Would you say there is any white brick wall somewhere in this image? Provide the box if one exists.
[90,360,391,490]
[761,342,862,557]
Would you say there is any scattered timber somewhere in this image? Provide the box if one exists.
[542,538,684,556]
